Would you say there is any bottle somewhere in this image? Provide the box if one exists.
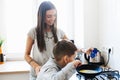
[3,54,6,62]
[0,47,4,64]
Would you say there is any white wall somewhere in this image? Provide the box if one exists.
[83,0,99,48]
[83,0,120,71]
[98,0,120,70]
[0,0,7,53]
[74,0,84,48]
[0,0,6,39]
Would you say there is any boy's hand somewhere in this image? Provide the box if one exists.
[72,60,82,68]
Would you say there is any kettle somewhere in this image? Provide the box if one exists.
[84,48,104,66]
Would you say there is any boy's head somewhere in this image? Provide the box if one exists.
[53,40,77,67]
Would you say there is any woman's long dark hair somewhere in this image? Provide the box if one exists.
[36,1,58,52]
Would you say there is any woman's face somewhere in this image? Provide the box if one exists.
[45,9,56,26]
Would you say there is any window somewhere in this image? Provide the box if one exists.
[3,0,33,60]
[2,0,84,60]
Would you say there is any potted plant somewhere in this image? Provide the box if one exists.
[0,39,4,53]
[0,39,4,64]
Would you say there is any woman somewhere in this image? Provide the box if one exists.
[24,1,68,80]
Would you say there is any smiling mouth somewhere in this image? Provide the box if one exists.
[49,21,54,25]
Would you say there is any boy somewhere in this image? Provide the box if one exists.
[36,40,81,80]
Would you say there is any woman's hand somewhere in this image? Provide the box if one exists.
[79,48,93,54]
[85,48,93,54]
[35,66,41,76]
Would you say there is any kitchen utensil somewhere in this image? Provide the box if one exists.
[76,64,103,79]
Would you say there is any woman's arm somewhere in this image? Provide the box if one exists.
[24,36,41,75]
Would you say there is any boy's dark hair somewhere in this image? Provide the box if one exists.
[53,40,77,61]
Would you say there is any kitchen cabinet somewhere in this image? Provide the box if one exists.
[0,61,30,80]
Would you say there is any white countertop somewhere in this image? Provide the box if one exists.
[69,73,80,80]
[0,61,30,74]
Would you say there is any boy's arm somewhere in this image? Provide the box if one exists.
[36,62,75,80]
[51,62,75,80]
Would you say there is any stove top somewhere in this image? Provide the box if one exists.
[69,68,120,80]
[76,70,119,80]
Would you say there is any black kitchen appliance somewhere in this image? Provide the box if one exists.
[76,65,120,80]
[76,64,103,79]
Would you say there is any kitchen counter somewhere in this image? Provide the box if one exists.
[0,60,30,74]
[69,72,79,80]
